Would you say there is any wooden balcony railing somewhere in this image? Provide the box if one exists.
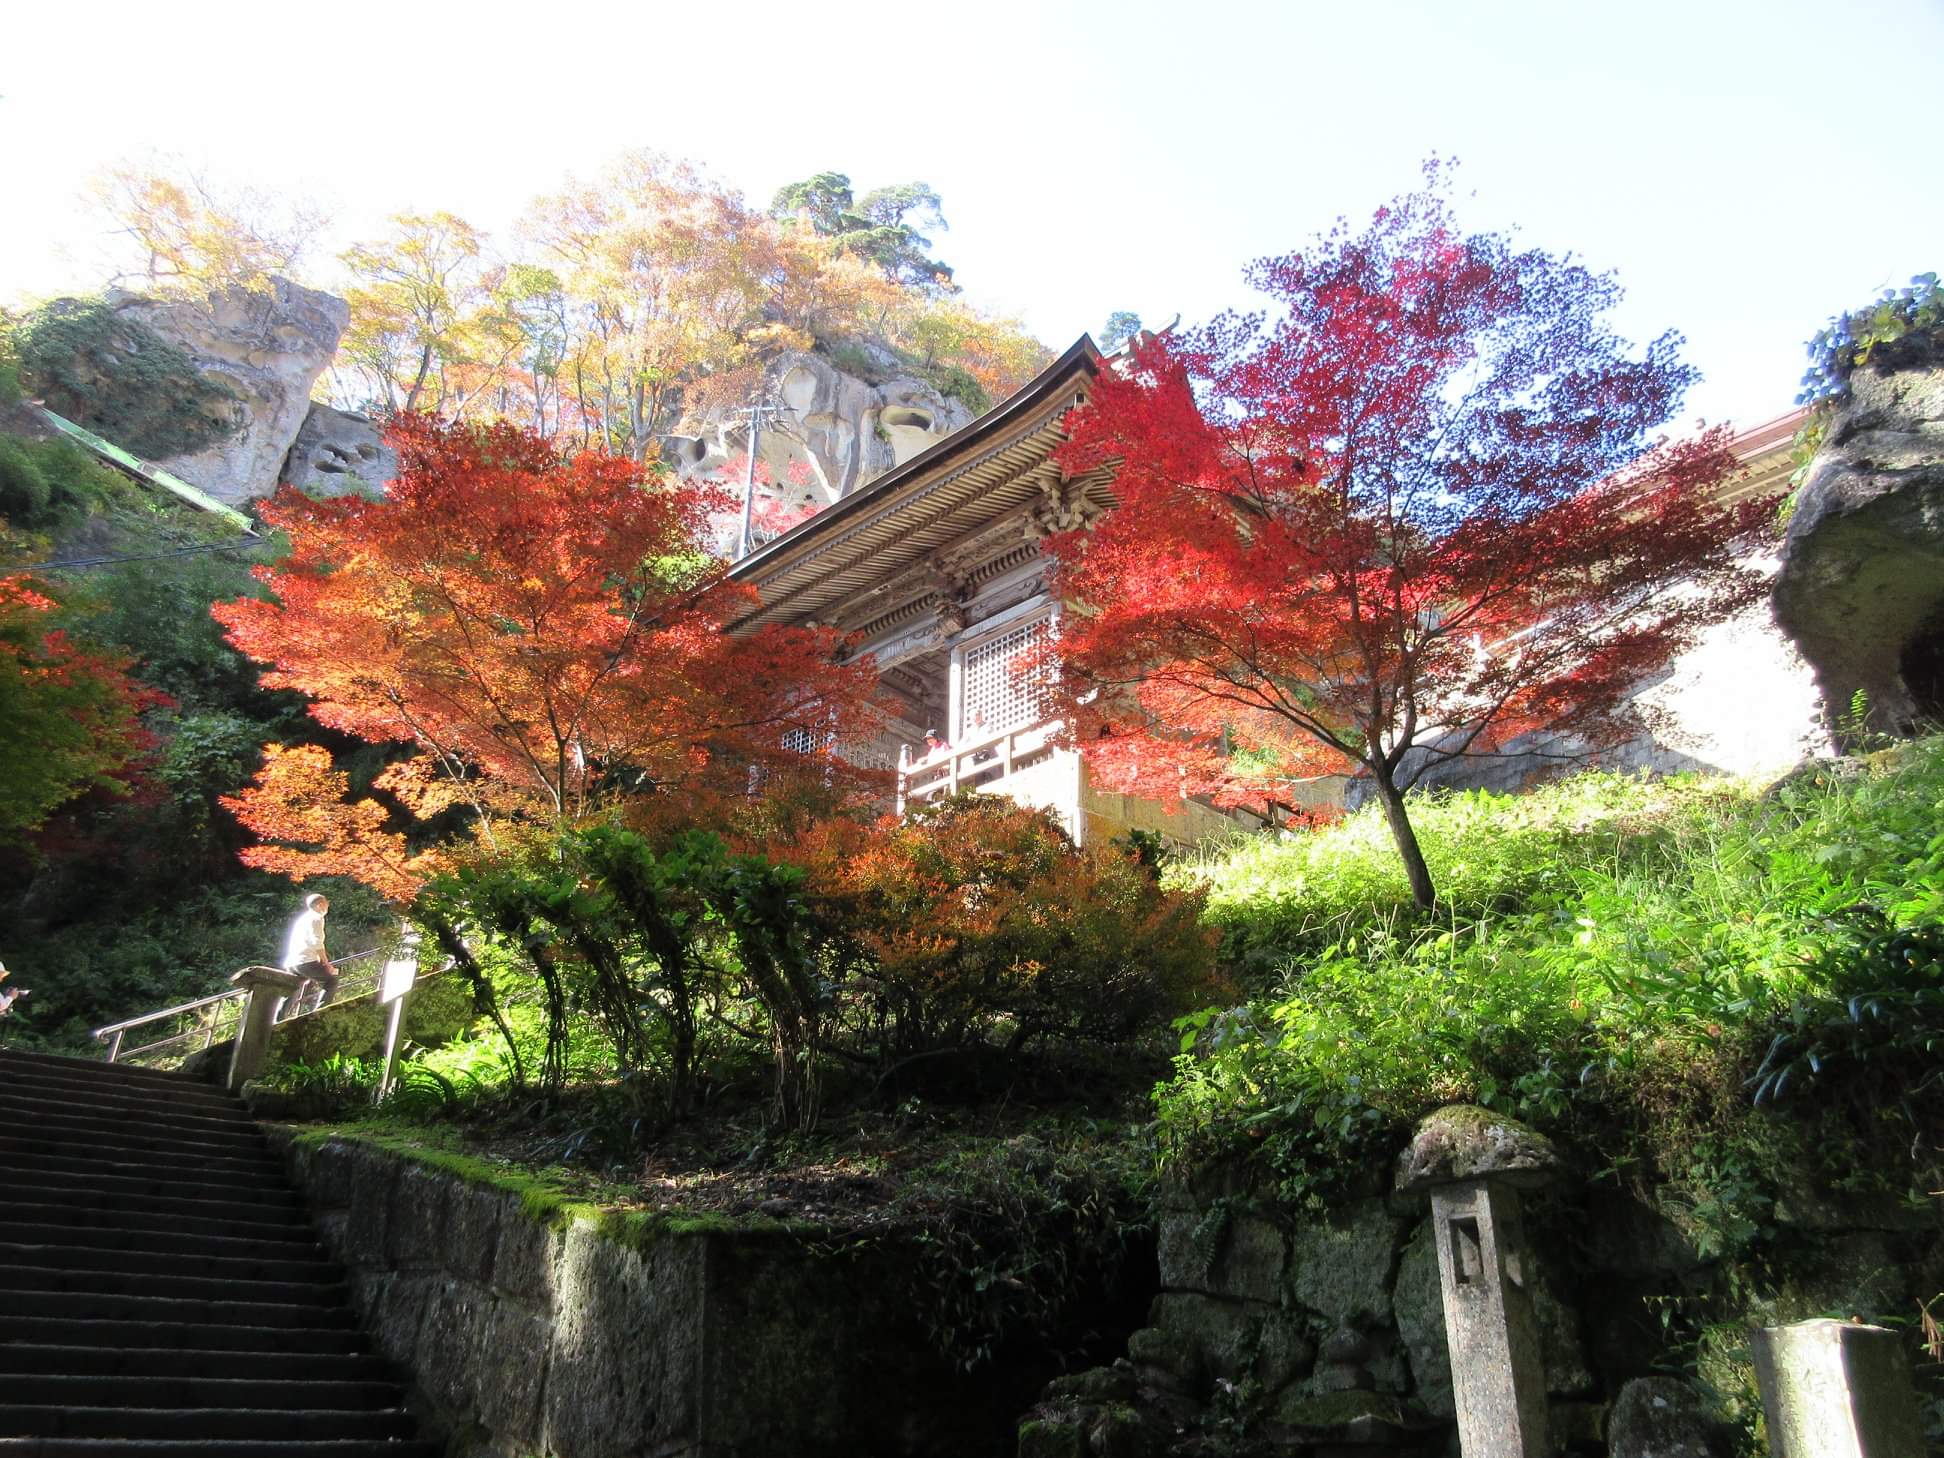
[896,719,1064,813]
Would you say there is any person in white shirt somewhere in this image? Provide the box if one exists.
[281,893,338,1014]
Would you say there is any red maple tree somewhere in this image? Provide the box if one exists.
[1047,172,1770,909]
[215,415,878,897]
[0,574,164,842]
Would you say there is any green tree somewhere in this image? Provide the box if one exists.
[0,576,156,841]
[771,170,954,289]
[1099,310,1142,352]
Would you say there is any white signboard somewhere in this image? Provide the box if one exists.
[379,955,418,1004]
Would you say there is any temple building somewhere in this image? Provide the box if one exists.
[726,338,1819,843]
[724,336,1275,847]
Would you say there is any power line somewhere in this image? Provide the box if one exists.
[12,534,271,574]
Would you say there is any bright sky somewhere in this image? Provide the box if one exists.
[4,0,1939,432]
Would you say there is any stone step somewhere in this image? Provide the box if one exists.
[0,1095,269,1152]
[0,1219,326,1267]
[0,1375,403,1413]
[0,1197,312,1244]
[0,1316,368,1357]
[1,1287,358,1331]
[0,1406,416,1441]
[0,1080,258,1135]
[0,1439,439,1457]
[0,1344,391,1384]
[0,1130,282,1178]
[0,1051,426,1453]
[0,1145,288,1194]
[0,1078,245,1125]
[0,1174,303,1213]
[0,1260,345,1308]
[0,1051,234,1106]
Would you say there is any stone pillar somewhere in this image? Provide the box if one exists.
[1753,1318,1926,1458]
[1394,1105,1566,1458]
[227,964,305,1092]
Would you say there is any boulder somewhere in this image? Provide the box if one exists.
[115,279,349,505]
[1285,1197,1404,1327]
[1606,1376,1730,1458]
[1774,355,1944,733]
[282,402,398,495]
[1157,1204,1286,1301]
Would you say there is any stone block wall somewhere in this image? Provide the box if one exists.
[283,1135,1046,1458]
[1023,1160,1942,1454]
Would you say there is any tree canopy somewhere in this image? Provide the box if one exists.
[215,415,881,897]
[770,170,953,289]
[90,160,322,297]
[1046,168,1769,909]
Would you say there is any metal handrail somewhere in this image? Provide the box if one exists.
[91,948,384,1066]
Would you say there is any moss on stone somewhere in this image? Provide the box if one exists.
[1273,1388,1405,1429]
[297,1127,819,1252]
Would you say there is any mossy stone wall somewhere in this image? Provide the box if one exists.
[282,1134,1040,1458]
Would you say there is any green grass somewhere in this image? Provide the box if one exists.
[1159,741,1944,1209]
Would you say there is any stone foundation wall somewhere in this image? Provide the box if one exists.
[282,1135,1059,1458]
[1023,1150,1942,1455]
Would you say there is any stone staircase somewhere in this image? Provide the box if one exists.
[0,1047,435,1456]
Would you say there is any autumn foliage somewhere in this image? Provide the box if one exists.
[789,797,1222,1058]
[216,416,880,896]
[0,575,160,841]
[1047,170,1770,908]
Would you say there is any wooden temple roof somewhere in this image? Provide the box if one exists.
[726,335,1108,637]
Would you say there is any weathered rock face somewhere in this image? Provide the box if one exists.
[115,278,349,505]
[282,402,399,496]
[1774,354,1944,733]
[663,348,974,510]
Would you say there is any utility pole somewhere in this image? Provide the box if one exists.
[733,390,780,562]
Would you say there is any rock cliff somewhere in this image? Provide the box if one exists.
[115,278,349,505]
[664,347,975,512]
[1774,349,1944,734]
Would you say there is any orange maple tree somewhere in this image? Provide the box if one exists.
[1046,173,1771,909]
[215,415,879,898]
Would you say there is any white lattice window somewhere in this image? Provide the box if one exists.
[781,722,835,755]
[958,613,1052,739]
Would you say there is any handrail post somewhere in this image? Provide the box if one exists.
[226,965,306,1092]
[107,1028,124,1064]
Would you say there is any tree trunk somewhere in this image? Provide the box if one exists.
[421,910,525,1091]
[404,345,434,414]
[1368,761,1437,911]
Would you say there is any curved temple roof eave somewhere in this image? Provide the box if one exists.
[725,334,1103,632]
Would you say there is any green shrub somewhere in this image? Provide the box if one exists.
[1177,772,1695,982]
[14,296,241,461]
[0,432,151,534]
[1157,742,1944,1206]
[0,438,51,522]
[926,363,990,414]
